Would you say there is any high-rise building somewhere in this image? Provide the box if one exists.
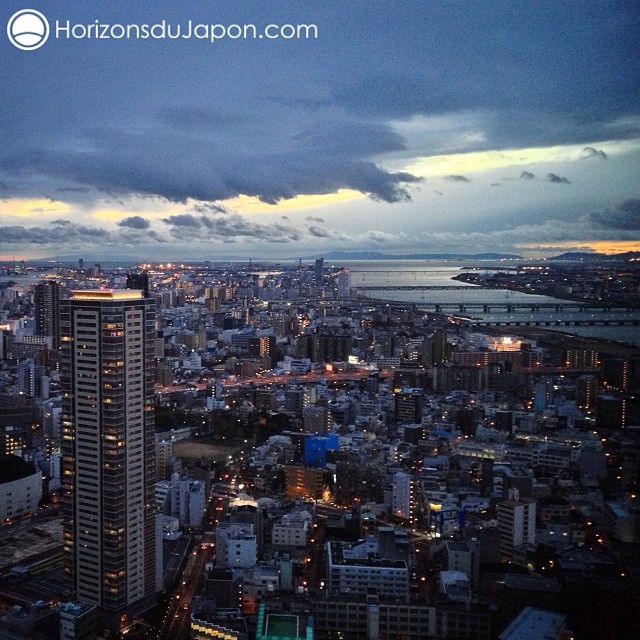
[302,406,332,434]
[597,393,627,430]
[394,388,424,424]
[564,348,598,369]
[576,375,598,409]
[392,471,415,521]
[17,358,48,398]
[60,290,159,631]
[125,271,150,298]
[496,489,536,563]
[602,358,631,392]
[248,335,277,368]
[35,280,60,350]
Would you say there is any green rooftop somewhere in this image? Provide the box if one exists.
[256,604,313,640]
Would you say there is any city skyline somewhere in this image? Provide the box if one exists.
[1,0,639,260]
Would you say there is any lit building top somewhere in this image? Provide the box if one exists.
[70,289,144,301]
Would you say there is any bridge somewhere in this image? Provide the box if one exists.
[469,318,640,328]
[355,285,484,291]
[413,301,630,313]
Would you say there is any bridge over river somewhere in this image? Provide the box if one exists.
[469,318,640,328]
[416,301,634,313]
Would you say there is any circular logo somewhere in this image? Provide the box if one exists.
[7,9,49,51]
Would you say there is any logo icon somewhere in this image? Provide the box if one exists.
[7,9,49,50]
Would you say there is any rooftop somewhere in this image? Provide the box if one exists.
[60,600,96,618]
[499,607,566,640]
[70,289,143,301]
[0,455,38,485]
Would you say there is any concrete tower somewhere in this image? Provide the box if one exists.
[60,289,159,631]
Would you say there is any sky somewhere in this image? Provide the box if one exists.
[1,0,639,261]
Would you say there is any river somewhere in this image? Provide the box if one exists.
[341,260,640,347]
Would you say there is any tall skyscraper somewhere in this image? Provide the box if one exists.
[35,280,60,350]
[126,271,150,298]
[60,290,159,631]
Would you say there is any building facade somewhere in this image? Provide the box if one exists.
[60,290,159,629]
[0,454,42,521]
[34,280,60,351]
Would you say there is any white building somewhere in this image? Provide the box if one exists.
[155,475,206,528]
[497,489,537,562]
[326,541,409,598]
[392,471,414,521]
[216,523,257,569]
[0,454,42,521]
[158,515,181,540]
[172,478,206,528]
[277,356,312,374]
[59,600,98,640]
[48,453,62,492]
[444,539,481,591]
[271,518,309,548]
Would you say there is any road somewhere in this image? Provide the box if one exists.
[158,369,391,394]
[156,531,215,640]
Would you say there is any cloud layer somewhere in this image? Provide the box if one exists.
[0,0,638,257]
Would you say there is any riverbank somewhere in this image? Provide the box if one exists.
[472,323,640,358]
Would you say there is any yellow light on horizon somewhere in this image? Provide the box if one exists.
[221,188,363,213]
[0,198,72,218]
[519,240,640,254]
[405,138,640,179]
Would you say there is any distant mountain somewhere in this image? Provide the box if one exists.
[305,251,524,261]
[548,251,640,261]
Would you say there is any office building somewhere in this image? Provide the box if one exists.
[35,280,61,350]
[326,540,410,599]
[394,388,424,424]
[597,394,627,430]
[59,600,99,640]
[302,406,332,434]
[602,358,631,392]
[125,271,150,298]
[60,290,159,631]
[216,523,257,569]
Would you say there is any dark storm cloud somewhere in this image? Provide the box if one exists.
[0,223,110,245]
[118,216,151,230]
[520,171,536,180]
[161,214,202,228]
[160,210,303,243]
[547,173,572,184]
[332,3,639,150]
[309,226,331,238]
[585,199,640,230]
[190,202,230,214]
[56,187,91,194]
[364,230,397,243]
[445,175,470,183]
[0,120,420,205]
[581,146,608,160]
